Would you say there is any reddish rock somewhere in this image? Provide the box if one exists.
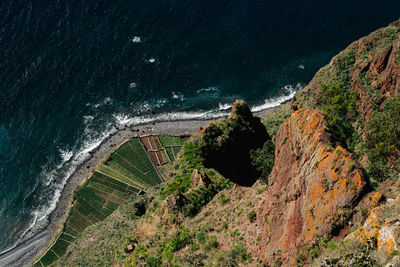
[258,108,365,265]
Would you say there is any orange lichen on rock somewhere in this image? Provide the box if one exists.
[258,108,365,265]
[346,205,384,244]
[346,202,400,255]
[366,192,383,214]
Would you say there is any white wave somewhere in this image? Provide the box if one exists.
[0,212,39,255]
[16,124,117,249]
[250,83,301,112]
[132,36,141,43]
[196,86,219,94]
[59,149,73,163]
[171,92,184,101]
[114,83,302,127]
[113,109,229,127]
[83,115,94,123]
[114,114,132,125]
[298,64,305,70]
[218,103,232,111]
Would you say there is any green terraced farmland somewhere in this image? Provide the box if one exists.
[35,136,186,266]
[159,136,182,147]
[107,139,161,186]
[160,136,188,162]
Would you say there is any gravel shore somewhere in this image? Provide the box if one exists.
[0,107,275,267]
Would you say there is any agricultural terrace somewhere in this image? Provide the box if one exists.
[34,135,187,267]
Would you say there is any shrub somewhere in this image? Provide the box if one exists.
[250,140,275,184]
[219,194,229,205]
[161,227,193,260]
[318,82,358,149]
[247,211,256,223]
[366,96,400,184]
[146,256,162,267]
[216,242,251,266]
[326,241,338,250]
[206,235,219,250]
[196,228,207,245]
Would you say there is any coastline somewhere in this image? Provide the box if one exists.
[0,106,280,267]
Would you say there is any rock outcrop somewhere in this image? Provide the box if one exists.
[346,196,400,256]
[259,108,365,264]
[190,169,211,189]
[196,99,270,186]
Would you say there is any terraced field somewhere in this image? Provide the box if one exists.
[159,136,187,162]
[34,135,187,267]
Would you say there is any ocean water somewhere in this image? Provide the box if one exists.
[0,0,399,252]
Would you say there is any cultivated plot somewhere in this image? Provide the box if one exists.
[35,135,187,266]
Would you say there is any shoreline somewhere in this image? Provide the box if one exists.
[0,105,281,267]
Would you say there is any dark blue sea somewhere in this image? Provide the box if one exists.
[0,0,399,252]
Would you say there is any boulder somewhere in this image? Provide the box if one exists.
[190,169,211,188]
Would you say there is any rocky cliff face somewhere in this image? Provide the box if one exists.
[46,20,400,267]
[257,108,365,264]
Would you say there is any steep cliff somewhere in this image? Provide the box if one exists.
[41,20,400,267]
[260,108,365,265]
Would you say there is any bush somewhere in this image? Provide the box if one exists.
[146,256,162,267]
[247,211,256,223]
[196,228,207,244]
[219,194,229,205]
[366,96,400,184]
[216,242,251,266]
[250,140,275,184]
[318,82,358,149]
[206,235,219,250]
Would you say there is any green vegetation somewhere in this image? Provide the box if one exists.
[250,140,275,184]
[215,242,252,266]
[261,103,292,137]
[196,228,207,244]
[318,81,358,150]
[205,235,219,250]
[219,193,229,205]
[159,136,187,162]
[35,136,185,266]
[161,227,193,261]
[159,136,186,147]
[313,239,377,266]
[109,139,161,186]
[194,100,270,186]
[159,136,234,217]
[366,96,400,185]
[247,211,256,223]
[160,141,205,196]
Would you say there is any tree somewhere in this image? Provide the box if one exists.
[366,96,400,183]
[250,140,275,184]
